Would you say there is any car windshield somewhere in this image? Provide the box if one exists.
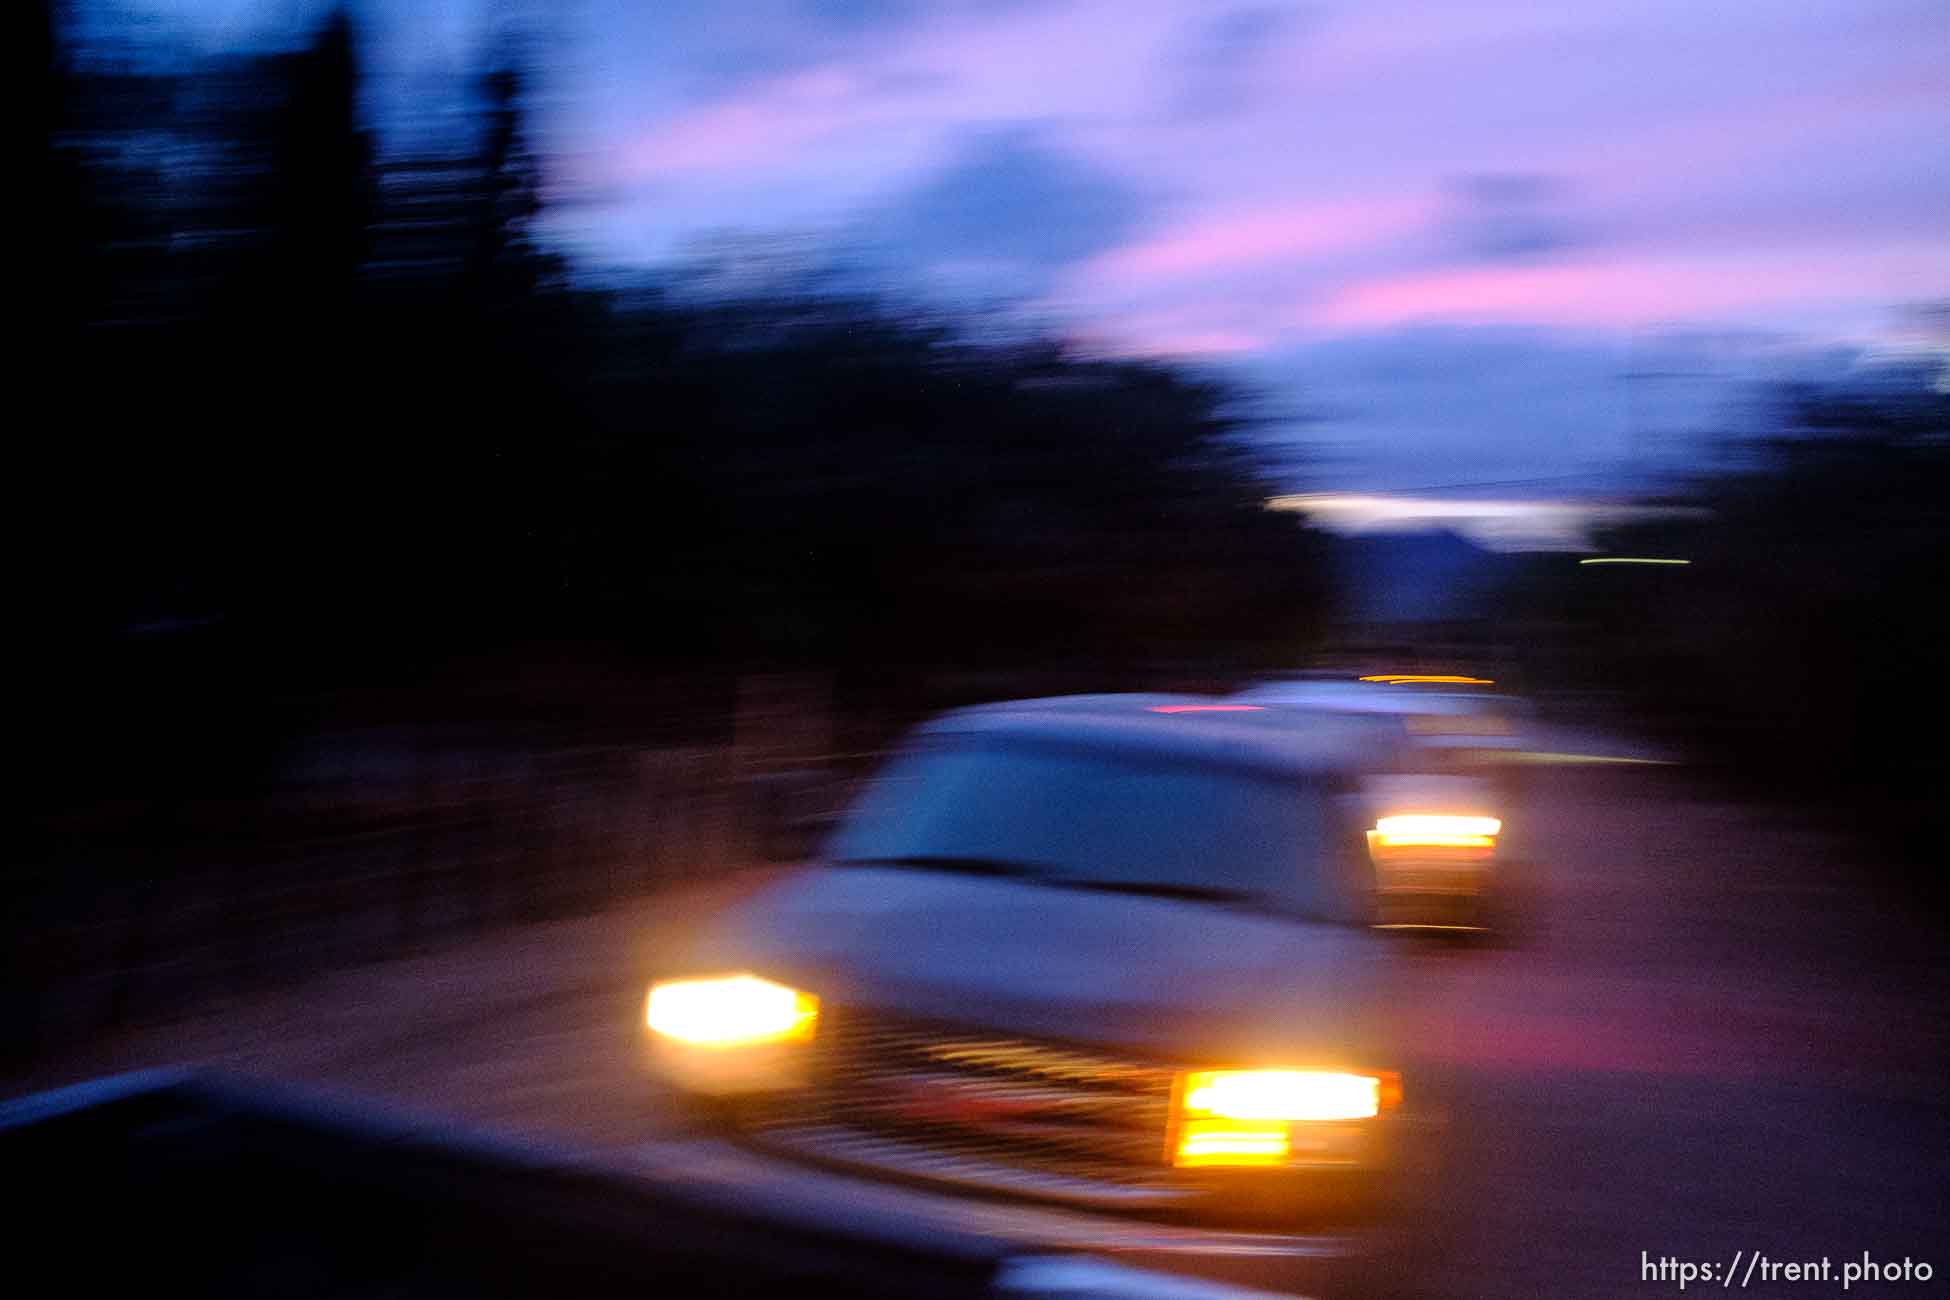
[827,736,1359,921]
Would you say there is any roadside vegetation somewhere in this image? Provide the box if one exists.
[1511,374,1950,903]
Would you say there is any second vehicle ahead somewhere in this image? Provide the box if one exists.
[1237,673,1534,938]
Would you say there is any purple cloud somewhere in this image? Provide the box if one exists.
[119,0,1950,487]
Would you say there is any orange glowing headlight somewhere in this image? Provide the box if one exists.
[1174,1119,1292,1166]
[1371,814,1500,849]
[646,974,818,1048]
[1183,1069,1384,1120]
[1171,1069,1398,1167]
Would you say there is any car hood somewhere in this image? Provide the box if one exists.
[676,866,1399,1066]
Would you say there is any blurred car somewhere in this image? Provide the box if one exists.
[1234,674,1534,937]
[643,695,1426,1235]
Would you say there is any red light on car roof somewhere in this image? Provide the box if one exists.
[1149,704,1266,714]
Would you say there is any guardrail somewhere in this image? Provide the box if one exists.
[7,738,886,1068]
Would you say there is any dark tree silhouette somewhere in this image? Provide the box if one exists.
[1513,376,1950,893]
[264,8,374,318]
[7,0,1357,1064]
[470,61,546,305]
[25,2,1335,786]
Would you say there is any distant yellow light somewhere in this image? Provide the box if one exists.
[1357,674,1496,685]
[1577,557,1691,566]
[1374,923,1488,932]
[1181,1070,1383,1122]
[646,974,818,1048]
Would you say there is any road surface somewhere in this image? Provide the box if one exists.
[10,731,1947,1297]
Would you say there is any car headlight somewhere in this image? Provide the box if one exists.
[1172,1069,1400,1168]
[1371,813,1500,850]
[646,974,819,1048]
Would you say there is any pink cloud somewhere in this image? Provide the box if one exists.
[1308,243,1950,331]
[600,67,876,182]
[1077,194,1432,288]
[583,1,1185,192]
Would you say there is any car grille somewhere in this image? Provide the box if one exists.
[746,1006,1190,1208]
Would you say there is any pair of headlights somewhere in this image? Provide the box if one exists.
[646,974,1398,1168]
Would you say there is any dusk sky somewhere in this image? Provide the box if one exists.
[113,0,1950,497]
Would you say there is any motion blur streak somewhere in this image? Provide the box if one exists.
[1148,704,1268,714]
[1500,751,1676,765]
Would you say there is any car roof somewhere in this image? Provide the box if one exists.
[918,694,1403,779]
